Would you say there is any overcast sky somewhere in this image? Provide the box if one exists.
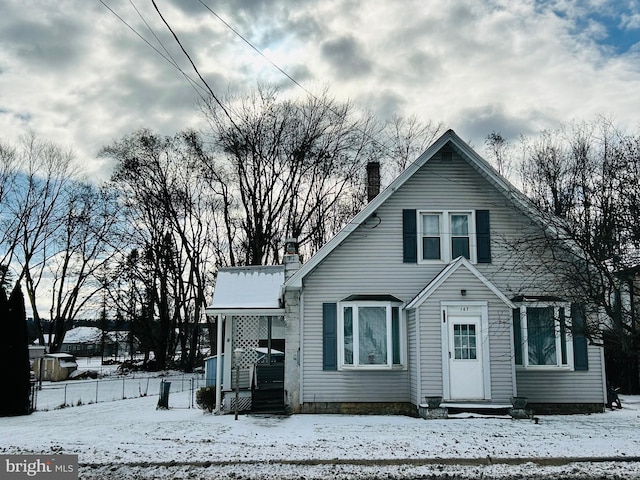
[1,0,639,180]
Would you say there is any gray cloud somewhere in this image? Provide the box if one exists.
[455,103,557,150]
[321,35,372,79]
[1,17,89,71]
[1,0,640,181]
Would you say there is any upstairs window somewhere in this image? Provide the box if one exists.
[421,214,441,260]
[419,211,475,262]
[450,214,470,259]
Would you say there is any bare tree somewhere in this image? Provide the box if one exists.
[513,119,640,382]
[484,131,514,179]
[0,133,79,346]
[198,85,385,265]
[385,115,445,180]
[103,130,216,370]
[0,133,121,351]
[46,183,122,352]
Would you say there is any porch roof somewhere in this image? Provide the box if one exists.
[406,256,516,309]
[205,265,285,316]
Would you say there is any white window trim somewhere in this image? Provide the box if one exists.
[417,210,477,264]
[517,302,574,371]
[337,301,406,371]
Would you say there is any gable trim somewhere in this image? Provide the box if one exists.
[406,256,515,310]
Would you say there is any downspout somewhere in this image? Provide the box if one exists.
[415,307,421,410]
[215,313,223,413]
[299,291,304,408]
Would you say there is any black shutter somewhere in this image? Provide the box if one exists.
[476,210,491,263]
[571,303,589,371]
[403,209,417,263]
[322,303,337,371]
[513,308,522,365]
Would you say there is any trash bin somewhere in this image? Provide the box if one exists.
[157,380,171,409]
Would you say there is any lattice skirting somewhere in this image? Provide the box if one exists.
[223,391,252,413]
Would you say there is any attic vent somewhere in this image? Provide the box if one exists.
[441,149,453,162]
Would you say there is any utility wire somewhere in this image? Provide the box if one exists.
[98,0,210,102]
[103,0,470,190]
[128,0,208,102]
[196,0,360,147]
[197,0,312,98]
[150,0,241,133]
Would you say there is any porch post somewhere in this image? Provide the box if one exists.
[215,313,223,413]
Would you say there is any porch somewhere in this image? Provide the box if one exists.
[204,266,287,415]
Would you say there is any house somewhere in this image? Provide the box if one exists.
[206,129,607,416]
[60,326,128,357]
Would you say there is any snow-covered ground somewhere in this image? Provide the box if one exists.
[31,356,205,410]
[1,388,639,479]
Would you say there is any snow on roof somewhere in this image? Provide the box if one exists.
[207,265,285,313]
[46,353,75,359]
[63,326,106,344]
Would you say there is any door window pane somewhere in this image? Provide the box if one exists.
[453,323,477,360]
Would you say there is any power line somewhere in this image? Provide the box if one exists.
[127,0,208,102]
[102,0,463,188]
[150,0,240,132]
[98,0,210,102]
[197,0,312,98]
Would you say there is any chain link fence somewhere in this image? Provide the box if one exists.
[33,372,206,411]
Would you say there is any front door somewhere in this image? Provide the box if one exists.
[447,313,485,400]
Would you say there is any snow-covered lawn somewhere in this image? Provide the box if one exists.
[1,392,639,479]
[32,357,205,410]
[33,372,204,410]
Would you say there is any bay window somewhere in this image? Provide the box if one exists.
[339,301,403,369]
[514,303,572,369]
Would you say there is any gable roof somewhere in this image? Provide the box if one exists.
[206,265,285,315]
[406,256,515,309]
[63,326,117,344]
[285,129,542,289]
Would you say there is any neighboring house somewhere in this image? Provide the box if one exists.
[60,326,122,357]
[206,129,607,416]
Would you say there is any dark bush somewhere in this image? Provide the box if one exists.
[196,386,216,413]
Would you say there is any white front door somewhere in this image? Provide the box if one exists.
[447,312,485,400]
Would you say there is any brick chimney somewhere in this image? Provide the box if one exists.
[367,161,380,203]
[283,238,301,281]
